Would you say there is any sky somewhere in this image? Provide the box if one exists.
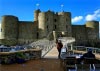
[0,0,100,25]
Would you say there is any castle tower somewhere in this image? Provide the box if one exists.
[1,15,19,45]
[34,9,41,21]
[85,21,99,40]
[45,10,54,39]
[38,12,47,38]
[58,12,72,37]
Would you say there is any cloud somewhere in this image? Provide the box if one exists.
[85,9,100,21]
[72,16,83,23]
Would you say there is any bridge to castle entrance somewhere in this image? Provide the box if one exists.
[43,37,75,58]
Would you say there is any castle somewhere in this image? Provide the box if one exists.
[0,9,99,46]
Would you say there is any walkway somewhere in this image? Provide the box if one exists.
[44,46,58,59]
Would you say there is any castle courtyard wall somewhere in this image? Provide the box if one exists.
[18,21,38,44]
[72,25,87,45]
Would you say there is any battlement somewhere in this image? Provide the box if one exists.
[34,9,71,16]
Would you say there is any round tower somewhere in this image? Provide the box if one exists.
[1,15,19,40]
[58,12,72,37]
[34,9,41,21]
[38,12,47,38]
[85,21,99,40]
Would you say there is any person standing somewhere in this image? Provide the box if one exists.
[60,44,68,59]
[56,40,63,59]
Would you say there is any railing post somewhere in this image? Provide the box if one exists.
[94,49,96,54]
[71,44,73,50]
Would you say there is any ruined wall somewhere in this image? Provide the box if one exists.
[18,21,38,44]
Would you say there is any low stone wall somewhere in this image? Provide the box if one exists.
[0,49,42,64]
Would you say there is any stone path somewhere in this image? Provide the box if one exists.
[44,46,58,59]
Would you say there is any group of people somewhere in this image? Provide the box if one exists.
[56,39,95,63]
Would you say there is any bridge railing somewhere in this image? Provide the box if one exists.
[29,39,56,57]
[70,46,100,54]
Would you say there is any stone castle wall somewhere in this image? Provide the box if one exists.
[18,21,38,45]
[72,25,87,45]
[72,21,99,46]
[38,10,72,39]
[58,12,72,37]
[85,21,99,40]
[0,15,18,45]
[1,15,19,39]
[0,9,99,46]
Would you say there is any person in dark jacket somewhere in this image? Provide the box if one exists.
[79,48,95,63]
[56,40,63,59]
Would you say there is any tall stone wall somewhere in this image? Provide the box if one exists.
[53,13,59,31]
[34,9,41,21]
[18,21,38,44]
[38,12,47,39]
[85,21,99,40]
[45,11,55,39]
[0,10,99,46]
[72,25,87,45]
[46,11,54,34]
[1,15,18,39]
[0,15,19,45]
[58,12,72,37]
[85,21,99,46]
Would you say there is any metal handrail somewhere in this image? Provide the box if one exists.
[70,46,100,54]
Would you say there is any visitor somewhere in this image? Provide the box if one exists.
[60,44,68,59]
[56,40,63,59]
[79,48,95,63]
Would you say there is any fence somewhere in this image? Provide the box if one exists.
[29,39,56,57]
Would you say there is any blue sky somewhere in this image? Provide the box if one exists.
[0,0,100,25]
